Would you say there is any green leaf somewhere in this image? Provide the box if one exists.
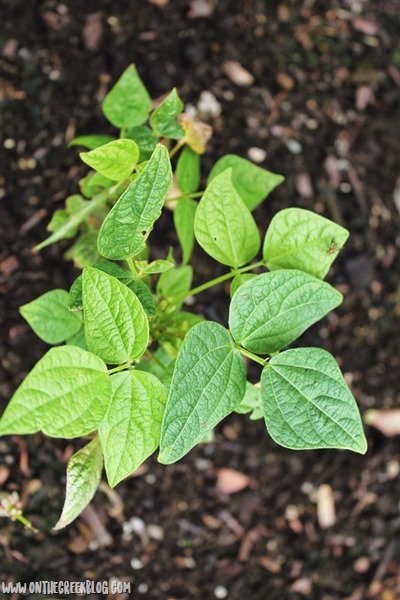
[194,169,260,267]
[47,195,87,238]
[83,267,149,364]
[261,348,367,454]
[64,230,101,268]
[69,134,116,149]
[53,437,103,530]
[156,265,193,304]
[80,139,139,181]
[34,185,121,252]
[150,88,184,139]
[229,270,342,354]
[102,64,152,128]
[135,259,174,275]
[0,346,111,437]
[80,173,114,198]
[99,371,167,487]
[125,125,157,161]
[235,382,263,420]
[173,198,197,265]
[69,263,156,317]
[230,273,256,297]
[176,146,201,195]
[208,155,284,211]
[263,208,350,279]
[97,144,172,260]
[159,322,246,464]
[20,289,82,344]
[66,326,87,350]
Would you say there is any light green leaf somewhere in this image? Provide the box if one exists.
[176,146,200,195]
[229,270,342,354]
[125,125,157,161]
[173,198,197,265]
[0,346,111,437]
[235,381,263,420]
[159,322,246,464]
[66,326,87,350]
[53,437,103,530]
[47,195,87,238]
[69,263,156,317]
[208,155,284,211]
[135,259,174,275]
[156,265,193,304]
[83,267,149,364]
[34,184,122,252]
[80,173,114,198]
[230,273,256,297]
[102,64,152,128]
[99,371,167,487]
[97,144,172,260]
[263,208,350,279]
[69,134,116,149]
[194,169,260,267]
[261,348,367,454]
[64,230,101,268]
[150,88,184,139]
[80,139,139,181]
[20,289,82,344]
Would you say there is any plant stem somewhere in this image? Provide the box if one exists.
[169,138,185,159]
[164,190,205,205]
[108,364,129,375]
[237,346,266,366]
[175,260,265,303]
[126,257,139,276]
[145,349,166,370]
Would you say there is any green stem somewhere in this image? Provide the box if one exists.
[164,190,205,205]
[169,138,185,159]
[145,349,166,370]
[175,260,265,303]
[237,346,266,366]
[108,364,129,375]
[126,257,139,276]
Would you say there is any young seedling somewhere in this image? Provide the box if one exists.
[0,65,367,529]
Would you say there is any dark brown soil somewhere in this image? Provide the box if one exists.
[1,1,400,598]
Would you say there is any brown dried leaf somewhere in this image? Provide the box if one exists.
[355,85,374,111]
[365,409,400,437]
[222,61,254,86]
[353,18,378,36]
[316,484,336,529]
[83,12,103,51]
[188,0,214,18]
[276,72,295,91]
[178,114,212,154]
[295,172,313,199]
[147,0,169,6]
[216,468,250,494]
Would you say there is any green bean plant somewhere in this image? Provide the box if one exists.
[0,65,367,529]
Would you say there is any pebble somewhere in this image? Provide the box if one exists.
[130,557,144,570]
[247,147,267,163]
[286,139,302,154]
[197,90,221,117]
[214,585,228,599]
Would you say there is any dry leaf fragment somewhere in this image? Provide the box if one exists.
[355,85,374,111]
[178,113,212,154]
[188,0,215,18]
[147,0,169,6]
[276,72,295,91]
[82,12,103,51]
[353,18,378,36]
[295,172,313,199]
[364,409,400,437]
[216,468,250,494]
[222,61,254,86]
[316,484,336,529]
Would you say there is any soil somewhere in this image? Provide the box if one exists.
[1,1,400,599]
